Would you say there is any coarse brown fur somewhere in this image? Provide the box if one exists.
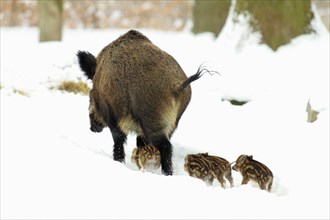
[131,145,161,172]
[232,155,273,192]
[184,153,234,188]
[77,30,204,175]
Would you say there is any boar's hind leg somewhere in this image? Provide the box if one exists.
[100,102,127,163]
[136,136,148,148]
[138,110,174,175]
[110,126,127,163]
[152,137,173,176]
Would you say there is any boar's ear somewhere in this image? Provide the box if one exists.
[248,155,253,159]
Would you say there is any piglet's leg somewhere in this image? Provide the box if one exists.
[267,178,273,192]
[259,180,267,190]
[214,172,226,188]
[241,176,250,185]
[138,157,146,172]
[225,171,234,187]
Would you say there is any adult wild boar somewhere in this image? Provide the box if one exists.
[77,30,205,175]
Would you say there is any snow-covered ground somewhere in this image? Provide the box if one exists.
[1,10,329,220]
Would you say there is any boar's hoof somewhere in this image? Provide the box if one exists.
[90,123,104,133]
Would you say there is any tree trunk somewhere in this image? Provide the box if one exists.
[38,0,63,42]
[9,0,19,26]
[192,0,231,37]
[235,0,314,51]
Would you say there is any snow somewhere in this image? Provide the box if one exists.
[1,11,329,220]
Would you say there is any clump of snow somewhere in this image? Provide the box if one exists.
[1,10,329,219]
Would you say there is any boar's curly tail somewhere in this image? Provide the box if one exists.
[77,51,96,80]
[178,64,220,92]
